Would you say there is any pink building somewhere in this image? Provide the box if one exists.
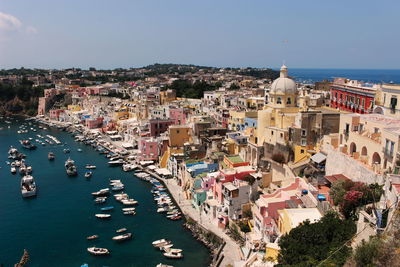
[85,117,104,129]
[138,137,159,161]
[49,109,64,120]
[169,108,187,125]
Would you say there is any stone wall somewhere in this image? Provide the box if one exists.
[324,144,384,184]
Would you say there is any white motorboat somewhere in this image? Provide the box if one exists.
[86,165,96,169]
[87,247,110,256]
[122,208,135,212]
[116,228,127,233]
[152,239,171,248]
[92,188,110,196]
[21,175,37,198]
[122,199,138,206]
[95,214,111,219]
[111,184,124,191]
[122,164,136,172]
[163,250,183,259]
[156,264,174,267]
[112,233,132,241]
[94,197,107,204]
[109,179,121,183]
[11,167,17,174]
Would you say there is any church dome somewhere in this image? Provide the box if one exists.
[270,65,296,95]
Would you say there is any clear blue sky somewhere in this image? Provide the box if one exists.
[0,0,399,69]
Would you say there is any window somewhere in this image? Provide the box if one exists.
[390,141,395,157]
[271,130,274,136]
[176,130,180,134]
[280,133,283,138]
[301,129,307,137]
[277,97,282,104]
[300,149,305,154]
[362,98,365,107]
[301,139,307,146]
[286,97,291,104]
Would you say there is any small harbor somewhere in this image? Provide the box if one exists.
[0,117,210,267]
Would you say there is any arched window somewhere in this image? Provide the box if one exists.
[277,97,282,104]
[286,97,291,105]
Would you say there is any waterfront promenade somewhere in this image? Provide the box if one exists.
[161,176,243,266]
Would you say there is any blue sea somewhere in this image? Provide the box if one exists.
[0,118,210,267]
[284,68,400,84]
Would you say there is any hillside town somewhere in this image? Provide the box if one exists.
[24,64,400,266]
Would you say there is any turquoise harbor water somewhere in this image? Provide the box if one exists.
[0,118,210,267]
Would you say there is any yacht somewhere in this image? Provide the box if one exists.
[48,152,55,160]
[87,247,110,256]
[11,167,17,174]
[163,249,183,259]
[21,175,37,198]
[94,197,107,204]
[112,233,132,241]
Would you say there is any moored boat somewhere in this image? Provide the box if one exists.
[21,175,37,198]
[92,188,110,197]
[86,164,96,169]
[112,232,132,241]
[87,247,110,256]
[48,152,55,160]
[163,250,183,259]
[100,206,114,211]
[152,239,171,248]
[116,228,127,233]
[95,214,111,219]
[87,235,99,240]
[85,171,93,178]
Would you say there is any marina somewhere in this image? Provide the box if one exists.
[0,117,210,267]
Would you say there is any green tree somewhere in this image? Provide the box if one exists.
[277,211,356,266]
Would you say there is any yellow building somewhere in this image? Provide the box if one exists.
[114,105,130,120]
[277,208,322,235]
[374,84,400,117]
[160,89,176,105]
[169,125,192,147]
[67,105,81,111]
[228,111,258,131]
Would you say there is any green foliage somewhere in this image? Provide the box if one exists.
[353,237,382,267]
[229,83,240,90]
[277,211,356,267]
[330,180,384,219]
[238,220,251,233]
[167,79,218,99]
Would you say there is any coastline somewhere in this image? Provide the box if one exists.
[34,116,242,266]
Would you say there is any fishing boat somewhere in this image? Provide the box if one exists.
[63,148,70,154]
[21,175,37,198]
[48,152,55,160]
[20,140,37,150]
[87,235,99,240]
[112,233,132,241]
[100,206,114,211]
[95,214,111,219]
[86,165,96,169]
[87,247,110,256]
[152,239,171,248]
[116,228,127,233]
[85,171,93,178]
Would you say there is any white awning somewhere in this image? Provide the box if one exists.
[311,152,327,164]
